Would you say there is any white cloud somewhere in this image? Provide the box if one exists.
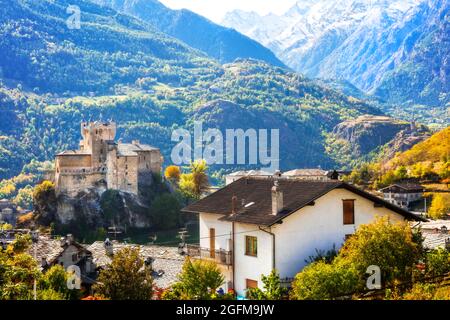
[159,0,298,23]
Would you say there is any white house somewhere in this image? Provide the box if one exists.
[379,183,424,208]
[183,176,425,297]
[225,170,272,185]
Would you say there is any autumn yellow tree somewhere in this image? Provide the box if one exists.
[164,165,181,182]
[179,160,209,199]
[428,194,450,220]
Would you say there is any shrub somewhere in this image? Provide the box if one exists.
[291,260,358,300]
[425,248,450,277]
[247,269,287,300]
[338,216,420,288]
[163,257,224,300]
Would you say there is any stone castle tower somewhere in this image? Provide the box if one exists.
[55,121,163,196]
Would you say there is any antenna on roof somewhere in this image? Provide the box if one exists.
[177,228,189,255]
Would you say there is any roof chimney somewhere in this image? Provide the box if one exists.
[104,238,114,256]
[231,195,238,215]
[271,180,283,215]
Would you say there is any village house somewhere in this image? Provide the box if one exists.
[55,121,163,196]
[182,175,425,297]
[27,233,96,288]
[225,170,272,185]
[379,183,424,209]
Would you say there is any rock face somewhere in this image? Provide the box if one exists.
[327,115,430,167]
[55,187,151,231]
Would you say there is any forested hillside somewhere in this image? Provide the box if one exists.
[91,0,285,67]
[0,0,430,206]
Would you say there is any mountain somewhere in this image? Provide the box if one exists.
[0,0,219,95]
[0,0,425,187]
[374,2,450,108]
[325,115,431,169]
[222,0,449,115]
[91,0,285,67]
[384,126,450,172]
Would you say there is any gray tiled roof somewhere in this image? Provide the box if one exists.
[87,241,184,289]
[117,143,159,156]
[422,231,450,249]
[283,168,328,176]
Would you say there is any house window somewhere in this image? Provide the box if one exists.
[246,279,258,289]
[72,253,78,262]
[343,199,355,225]
[245,236,257,257]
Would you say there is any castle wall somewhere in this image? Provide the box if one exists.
[57,155,91,168]
[55,121,163,197]
[116,156,139,195]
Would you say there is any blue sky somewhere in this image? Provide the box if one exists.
[159,0,299,23]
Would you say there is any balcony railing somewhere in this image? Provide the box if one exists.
[186,244,232,266]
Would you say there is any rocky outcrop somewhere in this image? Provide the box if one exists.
[331,115,429,156]
[55,187,151,231]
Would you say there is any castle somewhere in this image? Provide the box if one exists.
[55,121,163,196]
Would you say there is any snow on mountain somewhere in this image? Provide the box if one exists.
[221,0,426,91]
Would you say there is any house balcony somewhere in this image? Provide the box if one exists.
[186,244,232,266]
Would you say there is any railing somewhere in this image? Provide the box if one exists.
[186,244,232,266]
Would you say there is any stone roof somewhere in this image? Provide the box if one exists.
[117,143,159,157]
[183,177,426,226]
[57,150,90,156]
[416,219,450,231]
[227,170,272,177]
[283,168,328,176]
[422,231,450,249]
[379,183,424,192]
[87,241,184,289]
[27,235,91,267]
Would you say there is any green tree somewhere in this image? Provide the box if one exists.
[100,190,125,224]
[149,193,181,229]
[247,269,287,300]
[338,216,420,288]
[37,265,81,300]
[14,185,34,209]
[0,234,40,300]
[163,257,224,300]
[93,247,153,300]
[291,260,358,300]
[32,180,57,225]
[425,248,450,278]
[394,166,408,180]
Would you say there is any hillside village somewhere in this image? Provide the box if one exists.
[0,0,449,302]
[1,121,449,300]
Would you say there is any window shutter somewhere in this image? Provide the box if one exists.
[343,199,355,225]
